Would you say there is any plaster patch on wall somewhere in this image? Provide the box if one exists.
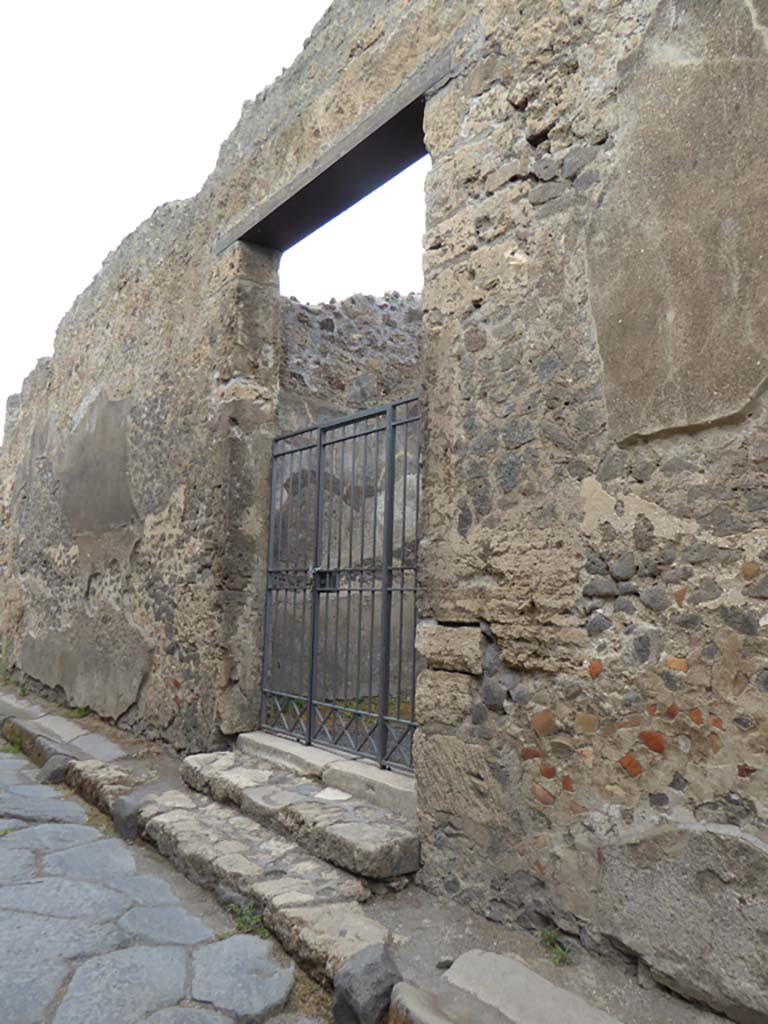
[587,0,768,442]
[20,609,152,720]
[58,393,136,536]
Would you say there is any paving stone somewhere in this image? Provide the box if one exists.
[0,876,133,921]
[0,817,28,832]
[53,945,187,1024]
[0,822,102,851]
[145,1010,233,1024]
[0,957,71,1024]
[0,792,88,824]
[119,904,214,944]
[0,909,125,960]
[0,845,37,883]
[191,935,294,1021]
[104,873,181,905]
[43,836,137,879]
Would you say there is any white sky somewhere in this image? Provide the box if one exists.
[0,1,428,442]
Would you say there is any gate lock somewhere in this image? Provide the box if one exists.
[309,567,340,592]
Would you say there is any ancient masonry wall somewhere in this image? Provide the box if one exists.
[0,3,767,1020]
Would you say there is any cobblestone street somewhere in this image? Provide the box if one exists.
[0,750,321,1024]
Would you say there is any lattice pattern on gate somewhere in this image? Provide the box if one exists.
[261,398,421,770]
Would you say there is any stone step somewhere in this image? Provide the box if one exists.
[236,731,418,822]
[388,951,624,1024]
[181,750,420,881]
[132,785,391,983]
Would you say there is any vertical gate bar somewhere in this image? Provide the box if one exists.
[335,431,345,704]
[343,432,356,713]
[396,414,410,716]
[259,441,280,729]
[356,424,369,717]
[321,435,335,712]
[410,402,422,717]
[377,404,397,767]
[368,418,381,715]
[300,430,315,725]
[306,426,326,746]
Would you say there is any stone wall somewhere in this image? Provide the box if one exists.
[1,2,767,1019]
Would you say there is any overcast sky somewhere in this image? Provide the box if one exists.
[0,1,428,442]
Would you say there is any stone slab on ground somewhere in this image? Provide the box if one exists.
[183,750,420,880]
[388,981,508,1024]
[444,950,622,1024]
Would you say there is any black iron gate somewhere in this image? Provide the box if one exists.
[261,397,421,769]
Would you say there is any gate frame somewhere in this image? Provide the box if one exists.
[260,396,420,770]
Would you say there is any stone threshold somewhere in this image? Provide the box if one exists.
[0,692,725,1024]
[182,749,420,881]
[236,731,418,822]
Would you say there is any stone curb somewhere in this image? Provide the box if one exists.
[0,715,79,780]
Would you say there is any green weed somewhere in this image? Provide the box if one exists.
[231,901,270,939]
[539,927,573,967]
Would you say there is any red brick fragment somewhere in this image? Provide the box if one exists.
[535,861,546,877]
[647,703,658,716]
[588,659,603,679]
[532,709,556,737]
[569,800,588,814]
[531,782,556,805]
[521,747,542,760]
[708,732,722,754]
[639,731,665,755]
[540,764,557,780]
[738,764,758,778]
[666,656,689,673]
[666,704,680,719]
[688,708,704,726]
[562,775,575,793]
[674,587,688,608]
[709,714,724,731]
[619,753,643,778]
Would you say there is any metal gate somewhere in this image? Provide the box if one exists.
[260,397,421,770]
